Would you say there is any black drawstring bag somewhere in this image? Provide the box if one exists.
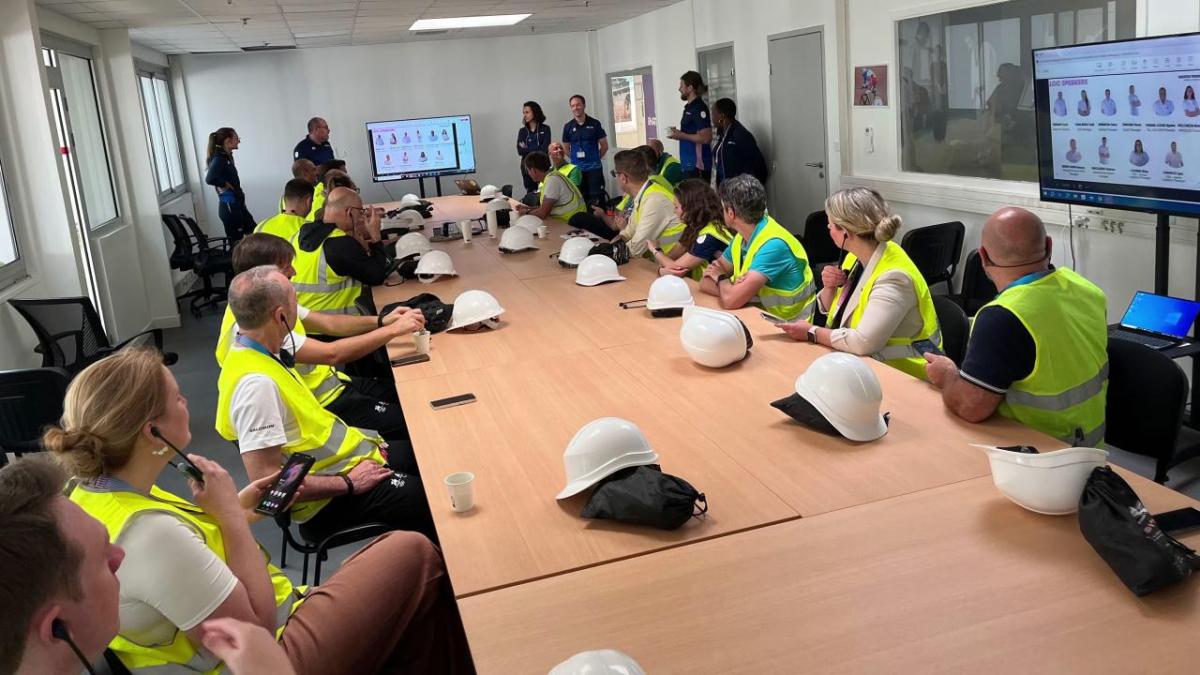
[581,465,707,530]
[588,240,631,265]
[378,293,454,334]
[1078,466,1200,596]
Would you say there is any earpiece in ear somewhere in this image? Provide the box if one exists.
[51,618,70,641]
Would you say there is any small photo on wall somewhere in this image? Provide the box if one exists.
[854,65,888,107]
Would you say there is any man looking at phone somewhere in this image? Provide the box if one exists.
[218,266,437,544]
[924,207,1107,445]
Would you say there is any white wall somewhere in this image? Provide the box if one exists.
[176,32,594,231]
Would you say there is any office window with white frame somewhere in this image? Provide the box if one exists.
[897,0,1134,181]
[0,149,25,291]
[137,66,185,197]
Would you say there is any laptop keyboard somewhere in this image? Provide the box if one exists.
[1108,328,1175,350]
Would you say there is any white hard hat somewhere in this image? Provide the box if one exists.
[556,418,659,499]
[479,184,503,201]
[558,237,594,268]
[514,214,543,233]
[395,232,431,260]
[646,275,694,313]
[499,226,538,253]
[486,197,512,212]
[394,209,425,230]
[399,195,422,208]
[679,306,750,368]
[974,445,1108,515]
[447,289,505,331]
[413,249,457,283]
[789,353,888,442]
[575,254,625,286]
[549,650,646,675]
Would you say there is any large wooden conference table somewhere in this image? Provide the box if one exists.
[374,196,1200,672]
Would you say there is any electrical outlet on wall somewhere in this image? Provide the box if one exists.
[864,126,875,154]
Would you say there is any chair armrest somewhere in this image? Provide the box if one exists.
[111,328,164,352]
[314,522,390,555]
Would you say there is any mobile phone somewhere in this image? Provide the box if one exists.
[430,393,477,410]
[1153,507,1200,536]
[390,353,431,367]
[760,311,786,324]
[913,339,944,357]
[255,453,315,517]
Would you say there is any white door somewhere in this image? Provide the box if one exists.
[768,29,829,234]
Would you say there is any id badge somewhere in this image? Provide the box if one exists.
[577,150,586,159]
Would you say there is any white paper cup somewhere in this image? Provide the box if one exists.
[413,329,431,354]
[445,472,475,512]
[486,210,499,237]
[536,224,548,239]
[460,220,473,243]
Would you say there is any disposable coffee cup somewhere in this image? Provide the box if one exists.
[536,224,548,239]
[413,329,431,355]
[486,210,499,237]
[445,472,475,512]
[460,220,473,243]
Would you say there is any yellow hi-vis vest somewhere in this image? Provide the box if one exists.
[538,171,586,219]
[306,182,326,222]
[216,344,387,521]
[557,162,582,187]
[730,217,816,321]
[657,154,681,184]
[977,267,1109,446]
[70,481,302,674]
[687,222,732,281]
[826,241,942,380]
[255,212,306,240]
[215,307,349,406]
[633,181,678,246]
[289,228,363,316]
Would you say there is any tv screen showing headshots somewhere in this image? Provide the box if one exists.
[366,114,477,182]
[1034,32,1200,216]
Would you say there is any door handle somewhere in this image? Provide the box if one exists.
[804,161,825,169]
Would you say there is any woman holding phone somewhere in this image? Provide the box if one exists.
[47,348,472,675]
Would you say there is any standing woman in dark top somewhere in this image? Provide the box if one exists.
[517,101,551,196]
[205,127,254,242]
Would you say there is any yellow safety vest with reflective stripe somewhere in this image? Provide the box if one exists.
[657,154,681,185]
[70,482,302,674]
[730,217,815,321]
[538,171,586,219]
[633,181,678,246]
[255,212,306,240]
[306,182,326,222]
[649,174,672,192]
[976,267,1109,446]
[557,162,582,187]
[688,222,732,281]
[289,228,363,315]
[827,241,941,380]
[216,345,387,521]
[215,307,349,406]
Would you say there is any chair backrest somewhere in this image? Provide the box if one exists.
[501,184,514,198]
[900,221,965,289]
[1105,338,1187,465]
[9,297,112,374]
[161,215,194,271]
[801,210,841,265]
[178,214,215,253]
[931,295,969,365]
[0,367,70,454]
[959,249,998,316]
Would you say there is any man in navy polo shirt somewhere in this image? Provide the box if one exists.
[562,94,609,207]
[669,71,714,183]
[294,116,335,165]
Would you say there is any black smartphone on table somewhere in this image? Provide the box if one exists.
[430,393,477,410]
[390,353,431,367]
[1154,507,1200,536]
[255,453,315,517]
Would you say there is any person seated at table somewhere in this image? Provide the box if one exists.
[258,179,314,240]
[223,233,423,440]
[45,349,472,674]
[307,160,346,219]
[516,151,593,228]
[924,206,1108,446]
[777,187,941,380]
[0,455,297,675]
[585,150,682,256]
[636,145,673,192]
[648,139,683,187]
[548,142,583,188]
[699,175,815,321]
[219,267,438,543]
[280,159,319,214]
[293,187,393,316]
[650,179,732,279]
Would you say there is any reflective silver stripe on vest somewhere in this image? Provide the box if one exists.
[304,420,349,462]
[320,438,384,475]
[1005,362,1109,412]
[308,305,360,315]
[757,282,818,309]
[292,247,358,294]
[309,372,345,400]
[659,229,683,246]
[1070,422,1107,448]
[874,328,943,362]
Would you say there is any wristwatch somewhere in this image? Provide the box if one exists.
[806,325,819,344]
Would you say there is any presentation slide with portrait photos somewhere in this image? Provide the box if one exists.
[366,115,477,181]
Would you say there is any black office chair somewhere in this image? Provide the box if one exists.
[801,210,840,265]
[172,214,233,317]
[900,221,965,295]
[273,510,390,586]
[500,184,514,198]
[0,367,69,458]
[932,295,969,366]
[9,297,177,378]
[1105,338,1198,483]
[956,249,998,316]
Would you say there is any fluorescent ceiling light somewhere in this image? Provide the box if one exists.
[410,14,531,31]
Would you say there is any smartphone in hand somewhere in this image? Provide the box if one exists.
[255,453,315,517]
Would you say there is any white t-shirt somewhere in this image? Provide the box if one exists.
[541,173,582,218]
[1166,151,1184,168]
[115,511,238,651]
[228,341,303,453]
[1155,99,1175,115]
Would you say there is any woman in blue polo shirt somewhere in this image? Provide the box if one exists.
[205,127,254,243]
[517,101,551,196]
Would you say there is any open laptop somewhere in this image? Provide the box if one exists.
[1108,291,1200,351]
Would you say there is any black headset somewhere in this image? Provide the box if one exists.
[52,619,97,675]
[149,426,205,483]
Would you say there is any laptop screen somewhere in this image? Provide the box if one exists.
[1120,291,1200,339]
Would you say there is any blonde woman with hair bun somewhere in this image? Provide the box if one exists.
[776,187,943,380]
